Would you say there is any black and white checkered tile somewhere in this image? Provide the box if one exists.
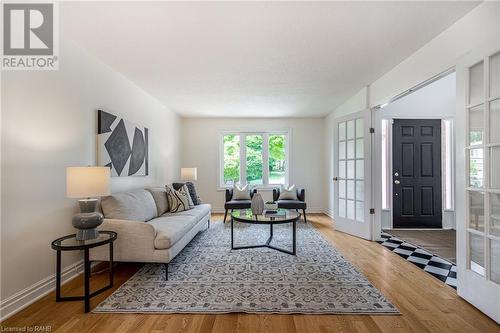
[378,232,457,289]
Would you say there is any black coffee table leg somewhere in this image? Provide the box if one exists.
[292,220,296,255]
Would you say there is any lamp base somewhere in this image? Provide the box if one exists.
[72,199,103,241]
[75,228,99,241]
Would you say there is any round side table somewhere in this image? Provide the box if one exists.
[51,231,117,313]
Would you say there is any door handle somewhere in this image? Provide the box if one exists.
[394,180,401,184]
[333,177,339,181]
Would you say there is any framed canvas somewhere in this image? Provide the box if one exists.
[97,110,148,177]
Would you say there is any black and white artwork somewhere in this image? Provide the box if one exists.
[97,110,148,177]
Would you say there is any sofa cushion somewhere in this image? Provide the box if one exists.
[148,215,199,249]
[225,199,252,209]
[146,187,169,216]
[277,200,307,209]
[162,203,211,222]
[101,189,157,222]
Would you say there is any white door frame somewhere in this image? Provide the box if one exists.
[373,114,456,235]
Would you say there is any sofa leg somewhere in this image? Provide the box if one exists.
[164,263,169,281]
[302,209,307,223]
[224,210,228,223]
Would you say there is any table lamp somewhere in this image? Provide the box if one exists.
[181,167,197,181]
[66,167,110,240]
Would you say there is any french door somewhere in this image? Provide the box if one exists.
[333,109,372,240]
[456,43,500,323]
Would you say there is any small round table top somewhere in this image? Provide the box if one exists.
[231,209,301,225]
[51,231,117,251]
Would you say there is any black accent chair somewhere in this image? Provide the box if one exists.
[273,187,307,223]
[224,188,258,223]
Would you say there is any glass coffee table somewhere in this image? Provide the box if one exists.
[230,209,301,255]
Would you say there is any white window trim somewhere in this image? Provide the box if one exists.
[218,129,291,189]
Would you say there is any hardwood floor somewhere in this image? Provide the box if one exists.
[2,213,498,333]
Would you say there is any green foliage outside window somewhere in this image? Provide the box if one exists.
[246,135,263,184]
[269,135,285,184]
[223,135,239,184]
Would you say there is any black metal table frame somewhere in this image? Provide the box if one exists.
[51,231,117,313]
[230,212,300,255]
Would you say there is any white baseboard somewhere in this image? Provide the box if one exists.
[212,207,327,214]
[0,259,84,321]
[323,209,334,218]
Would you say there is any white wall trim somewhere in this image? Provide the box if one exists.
[0,259,84,321]
[323,208,334,219]
[211,207,327,214]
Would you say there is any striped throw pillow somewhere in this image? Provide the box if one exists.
[165,184,193,213]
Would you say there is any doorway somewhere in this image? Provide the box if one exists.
[374,72,458,283]
[392,118,442,228]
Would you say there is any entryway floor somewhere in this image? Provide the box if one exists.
[383,229,456,263]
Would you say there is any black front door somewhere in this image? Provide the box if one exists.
[393,119,442,228]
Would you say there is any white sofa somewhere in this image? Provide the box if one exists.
[90,187,211,279]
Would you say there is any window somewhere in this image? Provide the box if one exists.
[223,134,240,185]
[269,134,286,185]
[220,131,289,187]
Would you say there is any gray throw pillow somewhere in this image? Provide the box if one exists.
[101,189,157,221]
[146,187,169,216]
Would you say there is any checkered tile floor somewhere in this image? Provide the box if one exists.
[378,232,457,289]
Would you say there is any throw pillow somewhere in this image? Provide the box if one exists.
[233,184,251,200]
[172,182,202,205]
[165,185,192,213]
[279,184,298,200]
[146,187,169,216]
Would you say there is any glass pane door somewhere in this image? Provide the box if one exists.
[466,52,500,282]
[334,109,372,240]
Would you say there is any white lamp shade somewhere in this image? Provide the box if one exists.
[66,167,110,198]
[181,167,197,181]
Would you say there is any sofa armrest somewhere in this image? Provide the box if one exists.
[90,218,157,262]
[273,188,280,201]
[225,188,233,202]
[297,188,305,202]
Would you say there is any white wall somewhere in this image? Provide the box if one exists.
[181,118,325,212]
[369,2,500,108]
[0,38,181,319]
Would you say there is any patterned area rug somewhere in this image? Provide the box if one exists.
[94,221,398,314]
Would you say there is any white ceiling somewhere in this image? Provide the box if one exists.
[62,1,478,118]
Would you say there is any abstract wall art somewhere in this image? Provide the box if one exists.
[97,110,148,177]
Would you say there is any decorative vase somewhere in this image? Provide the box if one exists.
[251,193,265,215]
[265,201,278,211]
